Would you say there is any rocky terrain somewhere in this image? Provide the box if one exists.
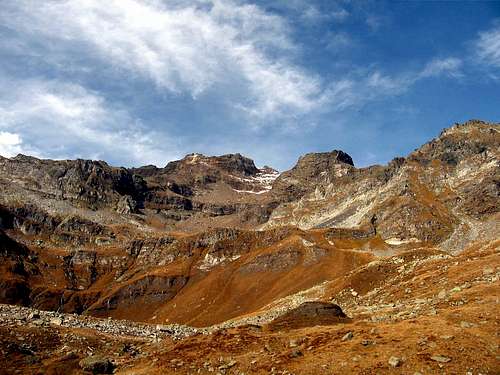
[0,119,498,374]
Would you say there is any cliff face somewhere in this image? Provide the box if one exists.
[0,120,497,326]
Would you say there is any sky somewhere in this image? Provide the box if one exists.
[0,0,499,171]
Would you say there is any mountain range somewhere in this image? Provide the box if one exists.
[0,119,498,374]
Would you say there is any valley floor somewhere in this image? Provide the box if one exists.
[1,240,498,375]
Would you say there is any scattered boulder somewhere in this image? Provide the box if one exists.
[289,348,303,358]
[430,355,451,363]
[79,355,115,374]
[342,331,354,341]
[388,356,402,367]
[460,321,474,328]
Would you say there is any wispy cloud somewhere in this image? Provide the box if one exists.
[419,57,463,79]
[325,32,354,51]
[301,5,349,23]
[0,0,330,124]
[475,23,500,68]
[0,78,178,166]
[271,0,349,24]
[322,56,464,113]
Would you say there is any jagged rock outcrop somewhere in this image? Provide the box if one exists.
[0,155,146,209]
[272,150,354,202]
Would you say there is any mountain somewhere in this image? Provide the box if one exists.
[0,119,498,374]
[266,120,499,248]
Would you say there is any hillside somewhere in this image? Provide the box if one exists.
[0,119,498,374]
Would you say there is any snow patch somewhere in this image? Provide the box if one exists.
[301,238,315,247]
[198,253,240,271]
[229,169,280,192]
[385,237,419,246]
[232,188,269,194]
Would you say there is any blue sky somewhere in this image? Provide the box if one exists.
[0,0,499,170]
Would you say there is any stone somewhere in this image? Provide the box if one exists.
[388,356,402,367]
[460,321,474,328]
[430,355,451,363]
[79,355,115,374]
[289,348,303,358]
[115,195,137,214]
[50,317,63,325]
[342,332,354,341]
[28,312,40,320]
[483,267,494,275]
[219,359,237,370]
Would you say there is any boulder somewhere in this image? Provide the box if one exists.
[79,355,115,374]
[266,302,350,331]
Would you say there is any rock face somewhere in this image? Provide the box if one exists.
[0,229,34,306]
[0,119,497,328]
[0,156,145,209]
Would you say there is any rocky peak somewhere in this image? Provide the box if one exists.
[286,150,354,180]
[409,120,499,166]
[271,150,354,202]
[164,153,259,177]
[210,153,260,176]
[296,150,354,168]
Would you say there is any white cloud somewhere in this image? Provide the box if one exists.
[0,132,25,158]
[0,78,178,166]
[475,24,500,68]
[1,0,328,124]
[419,57,463,79]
